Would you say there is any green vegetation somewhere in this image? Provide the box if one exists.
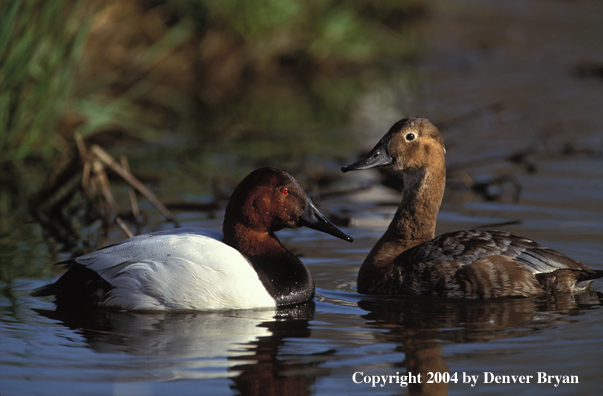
[0,0,94,250]
[2,0,425,162]
[1,0,425,193]
[0,0,426,271]
[0,0,91,163]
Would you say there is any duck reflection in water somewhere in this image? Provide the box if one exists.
[35,302,320,395]
[357,291,601,395]
[228,303,330,396]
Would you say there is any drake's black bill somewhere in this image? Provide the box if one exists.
[299,198,353,243]
[341,137,393,172]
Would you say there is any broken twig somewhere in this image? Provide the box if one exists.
[90,144,175,222]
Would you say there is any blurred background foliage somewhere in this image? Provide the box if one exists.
[0,0,90,163]
[0,0,426,234]
[1,0,426,157]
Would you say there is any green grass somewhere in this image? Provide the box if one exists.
[1,0,424,165]
[0,0,92,164]
[0,0,425,234]
[0,0,426,286]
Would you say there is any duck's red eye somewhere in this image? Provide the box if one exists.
[281,187,289,195]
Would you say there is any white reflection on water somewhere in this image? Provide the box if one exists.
[31,301,316,384]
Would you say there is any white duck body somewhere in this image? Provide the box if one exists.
[68,227,275,311]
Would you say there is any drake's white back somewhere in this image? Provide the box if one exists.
[75,227,275,310]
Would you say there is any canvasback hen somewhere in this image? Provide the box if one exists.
[33,167,353,310]
[342,116,602,299]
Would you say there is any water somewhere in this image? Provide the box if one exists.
[2,0,603,395]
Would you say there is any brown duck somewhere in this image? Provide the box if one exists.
[342,116,602,299]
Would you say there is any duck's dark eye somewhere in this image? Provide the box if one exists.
[405,133,416,142]
[281,187,289,195]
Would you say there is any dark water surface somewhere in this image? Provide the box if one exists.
[2,0,603,395]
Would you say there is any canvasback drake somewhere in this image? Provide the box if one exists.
[33,167,353,310]
[342,117,602,299]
